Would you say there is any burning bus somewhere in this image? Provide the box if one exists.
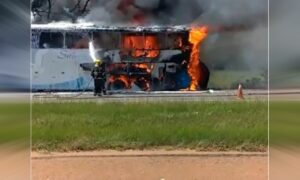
[31,23,210,92]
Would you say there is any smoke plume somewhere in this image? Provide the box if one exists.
[32,0,267,26]
[31,0,268,88]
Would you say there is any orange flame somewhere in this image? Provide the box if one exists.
[122,35,160,58]
[109,75,131,89]
[108,63,153,91]
[188,26,209,91]
[133,63,151,73]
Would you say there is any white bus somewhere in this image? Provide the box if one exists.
[31,23,209,92]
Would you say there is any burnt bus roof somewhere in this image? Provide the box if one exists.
[31,23,190,33]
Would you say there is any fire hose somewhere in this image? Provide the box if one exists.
[44,77,94,99]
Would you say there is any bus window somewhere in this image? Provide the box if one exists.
[39,32,64,48]
[31,32,39,49]
[93,32,119,49]
[66,32,89,49]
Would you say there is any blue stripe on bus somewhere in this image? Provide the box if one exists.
[32,76,93,91]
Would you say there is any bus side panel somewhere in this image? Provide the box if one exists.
[31,49,94,91]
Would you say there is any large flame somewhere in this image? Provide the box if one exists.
[109,75,131,89]
[107,63,152,91]
[122,35,160,58]
[188,26,209,91]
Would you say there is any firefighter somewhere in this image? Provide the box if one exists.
[91,59,106,96]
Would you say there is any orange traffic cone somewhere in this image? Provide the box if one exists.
[237,84,244,99]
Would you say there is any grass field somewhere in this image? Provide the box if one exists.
[270,101,300,147]
[32,101,268,151]
[0,103,29,146]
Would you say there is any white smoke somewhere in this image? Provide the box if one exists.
[270,0,300,88]
[196,0,267,25]
[32,0,267,27]
[79,0,267,26]
[83,0,119,24]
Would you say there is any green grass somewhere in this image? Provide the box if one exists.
[32,101,268,151]
[0,103,29,146]
[270,101,300,147]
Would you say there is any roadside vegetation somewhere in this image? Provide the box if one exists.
[0,103,29,146]
[32,101,267,151]
[209,70,267,89]
[270,101,300,147]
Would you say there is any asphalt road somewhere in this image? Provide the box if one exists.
[3,89,300,102]
[31,89,269,102]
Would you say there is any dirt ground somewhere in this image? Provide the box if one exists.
[32,150,268,180]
